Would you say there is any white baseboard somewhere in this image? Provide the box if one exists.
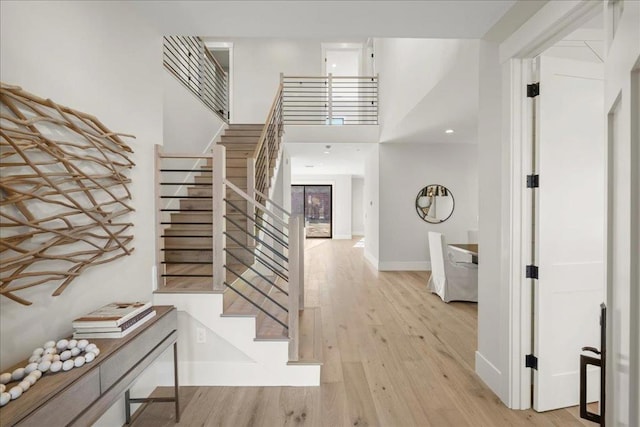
[475,350,505,402]
[352,230,364,236]
[333,234,352,240]
[378,261,431,271]
[364,250,379,269]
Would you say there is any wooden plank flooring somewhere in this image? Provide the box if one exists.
[132,238,597,426]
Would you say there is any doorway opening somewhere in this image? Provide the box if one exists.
[205,41,233,121]
[291,185,332,238]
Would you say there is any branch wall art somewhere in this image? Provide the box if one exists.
[0,83,135,305]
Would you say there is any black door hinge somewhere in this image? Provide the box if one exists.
[527,174,539,188]
[527,82,540,98]
[526,265,539,279]
[525,354,538,370]
[371,53,374,58]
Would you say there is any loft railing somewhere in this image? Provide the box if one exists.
[282,74,378,125]
[163,36,229,122]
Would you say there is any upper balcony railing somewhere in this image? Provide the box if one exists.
[163,36,229,122]
[282,74,378,125]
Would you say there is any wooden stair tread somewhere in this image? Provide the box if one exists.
[255,283,289,340]
[227,123,264,130]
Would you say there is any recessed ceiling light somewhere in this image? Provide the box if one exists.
[332,64,337,68]
[324,151,330,154]
[445,129,454,134]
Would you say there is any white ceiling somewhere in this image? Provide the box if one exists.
[133,1,516,39]
[287,143,372,176]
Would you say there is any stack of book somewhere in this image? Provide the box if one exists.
[72,302,156,339]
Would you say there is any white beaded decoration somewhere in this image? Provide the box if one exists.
[24,363,38,375]
[8,386,22,400]
[0,338,100,407]
[62,360,74,371]
[11,368,25,381]
[23,375,37,386]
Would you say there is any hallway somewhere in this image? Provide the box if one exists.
[132,238,593,426]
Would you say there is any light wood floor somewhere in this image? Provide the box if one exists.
[132,238,597,426]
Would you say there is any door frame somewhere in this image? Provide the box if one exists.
[204,41,233,122]
[321,42,364,76]
[499,0,603,409]
[292,184,333,239]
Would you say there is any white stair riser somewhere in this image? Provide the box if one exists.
[154,293,261,359]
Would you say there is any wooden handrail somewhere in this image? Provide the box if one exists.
[252,83,284,160]
[254,188,291,217]
[224,179,288,228]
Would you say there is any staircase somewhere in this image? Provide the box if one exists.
[154,110,321,385]
[159,124,263,291]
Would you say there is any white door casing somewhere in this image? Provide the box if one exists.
[533,55,605,411]
[603,1,640,425]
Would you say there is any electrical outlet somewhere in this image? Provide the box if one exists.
[196,327,206,343]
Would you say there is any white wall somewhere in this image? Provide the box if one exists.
[374,38,479,143]
[163,69,226,153]
[475,40,509,403]
[0,1,162,424]
[352,177,365,235]
[203,38,322,123]
[364,145,380,267]
[378,143,478,271]
[291,174,352,239]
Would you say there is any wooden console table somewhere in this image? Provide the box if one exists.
[0,305,178,426]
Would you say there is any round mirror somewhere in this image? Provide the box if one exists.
[415,185,454,224]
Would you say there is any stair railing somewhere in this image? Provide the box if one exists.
[215,145,304,359]
[155,145,214,291]
[163,36,229,122]
[251,81,284,204]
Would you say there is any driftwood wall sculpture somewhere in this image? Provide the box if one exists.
[0,83,135,305]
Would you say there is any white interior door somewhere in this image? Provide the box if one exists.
[533,55,606,411]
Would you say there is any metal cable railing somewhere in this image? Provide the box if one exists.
[282,75,378,125]
[163,36,229,122]
[155,133,304,359]
[224,198,288,247]
[155,147,214,288]
[252,85,284,203]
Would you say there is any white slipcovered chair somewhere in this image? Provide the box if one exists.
[427,231,478,303]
